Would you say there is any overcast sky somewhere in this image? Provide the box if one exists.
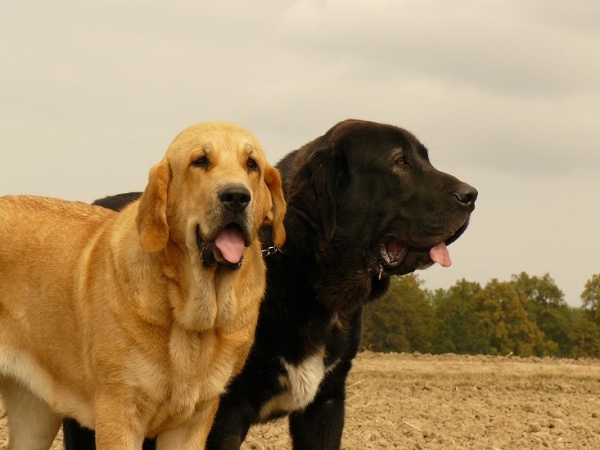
[2,0,599,306]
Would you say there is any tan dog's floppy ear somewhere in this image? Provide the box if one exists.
[136,159,171,252]
[263,165,286,248]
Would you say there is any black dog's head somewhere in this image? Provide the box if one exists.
[280,119,477,306]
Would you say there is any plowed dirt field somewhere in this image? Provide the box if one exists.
[2,351,600,449]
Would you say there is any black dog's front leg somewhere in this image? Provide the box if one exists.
[63,419,96,450]
[289,398,345,450]
[288,360,351,450]
[205,394,255,450]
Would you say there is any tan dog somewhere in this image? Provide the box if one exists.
[0,122,286,450]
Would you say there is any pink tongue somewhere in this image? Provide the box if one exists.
[430,242,452,268]
[215,227,245,264]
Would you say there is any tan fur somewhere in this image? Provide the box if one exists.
[0,122,286,450]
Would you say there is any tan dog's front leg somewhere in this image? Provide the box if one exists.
[94,393,145,450]
[0,378,62,450]
[155,399,219,450]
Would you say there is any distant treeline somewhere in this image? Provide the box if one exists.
[361,272,600,358]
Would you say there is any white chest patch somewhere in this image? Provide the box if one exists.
[259,347,338,421]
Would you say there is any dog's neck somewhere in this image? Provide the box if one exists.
[158,241,252,333]
[269,211,385,315]
[109,209,245,333]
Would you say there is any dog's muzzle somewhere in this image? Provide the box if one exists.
[197,223,249,270]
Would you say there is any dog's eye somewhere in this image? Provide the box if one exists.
[191,156,209,168]
[247,157,258,171]
[395,157,405,167]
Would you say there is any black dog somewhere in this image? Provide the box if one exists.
[63,119,477,449]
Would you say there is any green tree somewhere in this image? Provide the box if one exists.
[472,279,553,356]
[568,274,600,358]
[511,272,573,356]
[581,274,600,323]
[362,274,435,353]
[432,279,487,354]
[569,315,600,358]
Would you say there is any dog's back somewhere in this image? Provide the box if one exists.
[0,196,120,428]
[0,195,115,319]
[0,195,115,300]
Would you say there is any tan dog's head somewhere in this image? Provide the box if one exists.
[136,122,285,269]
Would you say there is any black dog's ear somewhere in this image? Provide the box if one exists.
[93,192,143,212]
[288,138,349,242]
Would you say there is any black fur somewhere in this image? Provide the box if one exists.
[91,192,143,210]
[63,119,477,449]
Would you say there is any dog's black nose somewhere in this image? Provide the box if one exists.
[220,185,251,212]
[453,183,478,208]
